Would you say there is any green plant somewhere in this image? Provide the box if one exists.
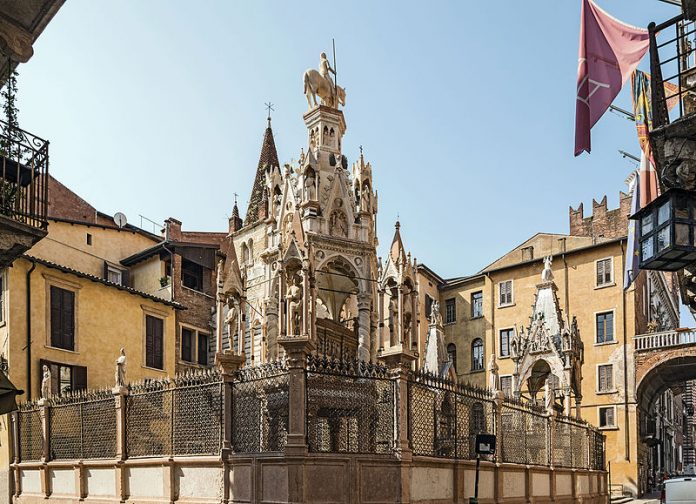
[160,276,170,288]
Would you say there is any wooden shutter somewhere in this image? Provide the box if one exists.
[72,365,87,391]
[597,260,605,285]
[121,269,130,288]
[103,261,109,281]
[50,287,75,350]
[181,328,192,362]
[197,333,208,366]
[50,287,61,347]
[145,316,155,368]
[63,290,74,350]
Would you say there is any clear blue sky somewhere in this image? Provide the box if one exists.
[16,1,681,280]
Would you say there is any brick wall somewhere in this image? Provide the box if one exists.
[569,192,632,239]
[47,176,97,222]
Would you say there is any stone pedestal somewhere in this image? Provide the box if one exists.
[215,351,245,375]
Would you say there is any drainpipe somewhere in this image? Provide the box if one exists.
[621,240,630,460]
[25,259,36,401]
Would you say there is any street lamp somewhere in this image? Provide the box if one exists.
[632,188,696,271]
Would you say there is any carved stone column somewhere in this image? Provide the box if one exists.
[357,292,371,362]
[278,335,315,502]
[301,264,309,338]
[216,294,225,355]
[266,297,279,360]
[112,386,128,460]
[377,288,385,351]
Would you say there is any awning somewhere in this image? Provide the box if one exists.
[0,371,23,414]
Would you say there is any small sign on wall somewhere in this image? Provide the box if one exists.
[475,434,496,455]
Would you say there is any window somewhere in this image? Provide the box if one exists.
[107,267,122,285]
[182,259,204,291]
[499,328,513,357]
[599,406,616,428]
[598,364,614,392]
[50,286,75,351]
[86,233,92,246]
[445,298,456,324]
[596,311,614,343]
[145,315,164,369]
[425,295,434,319]
[471,338,484,371]
[197,333,209,366]
[499,280,513,306]
[471,402,486,433]
[500,376,513,397]
[181,328,194,362]
[180,327,210,366]
[596,258,613,287]
[471,291,483,318]
[103,262,127,287]
[447,343,457,373]
[40,359,86,397]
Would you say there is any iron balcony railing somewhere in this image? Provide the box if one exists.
[0,119,48,229]
[649,14,696,128]
[634,328,696,351]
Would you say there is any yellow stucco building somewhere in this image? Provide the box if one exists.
[416,196,680,497]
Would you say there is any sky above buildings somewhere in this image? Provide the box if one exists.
[17,1,684,301]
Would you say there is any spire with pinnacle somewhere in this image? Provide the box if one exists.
[229,193,243,233]
[245,113,280,226]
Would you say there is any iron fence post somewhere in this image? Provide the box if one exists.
[493,391,503,464]
[10,412,20,498]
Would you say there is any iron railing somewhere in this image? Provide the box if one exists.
[649,14,696,128]
[0,119,48,229]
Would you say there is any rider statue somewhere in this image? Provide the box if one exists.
[319,52,336,95]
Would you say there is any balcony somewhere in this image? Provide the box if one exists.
[634,328,696,351]
[0,120,48,268]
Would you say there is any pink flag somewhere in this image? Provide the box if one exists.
[575,0,650,156]
[638,150,659,208]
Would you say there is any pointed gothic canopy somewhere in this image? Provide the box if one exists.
[389,221,407,265]
[245,122,280,226]
[220,236,243,299]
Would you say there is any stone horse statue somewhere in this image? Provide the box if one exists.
[303,69,346,109]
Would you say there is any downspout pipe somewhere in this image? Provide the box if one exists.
[621,240,630,461]
[25,259,36,401]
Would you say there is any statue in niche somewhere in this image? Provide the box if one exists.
[225,297,238,340]
[388,295,398,345]
[360,188,370,213]
[403,312,412,343]
[304,170,317,201]
[41,365,51,399]
[286,274,303,335]
[309,129,317,150]
[430,299,442,327]
[284,214,294,236]
[330,210,348,237]
[115,348,127,387]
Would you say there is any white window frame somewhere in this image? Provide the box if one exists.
[471,291,483,319]
[179,323,211,366]
[598,405,617,429]
[499,327,514,358]
[498,280,514,307]
[595,257,614,288]
[106,265,123,286]
[594,309,617,345]
[596,363,615,393]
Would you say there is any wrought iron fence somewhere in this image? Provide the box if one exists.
[408,370,494,459]
[50,390,116,460]
[231,360,288,453]
[126,370,223,458]
[17,404,42,462]
[649,14,696,127]
[0,119,48,229]
[306,353,395,454]
[499,398,548,466]
[589,426,606,471]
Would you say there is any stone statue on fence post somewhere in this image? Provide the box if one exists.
[40,365,51,400]
[115,348,127,387]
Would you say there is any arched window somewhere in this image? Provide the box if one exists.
[247,239,253,264]
[241,243,249,264]
[471,338,484,371]
[447,343,457,373]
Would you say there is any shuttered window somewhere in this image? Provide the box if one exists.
[181,328,193,362]
[599,406,615,428]
[471,291,483,318]
[598,364,613,392]
[499,281,513,306]
[500,329,513,357]
[50,286,75,350]
[145,315,164,370]
[445,298,456,324]
[197,333,209,366]
[596,258,613,286]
